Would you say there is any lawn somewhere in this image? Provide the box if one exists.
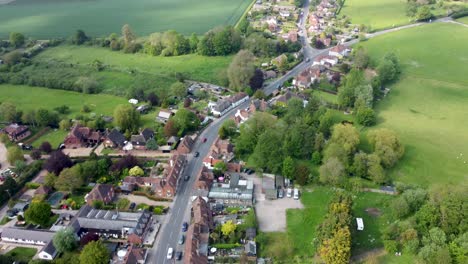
[312,89,338,104]
[340,0,409,30]
[352,192,394,255]
[357,23,468,186]
[457,16,468,24]
[5,247,37,263]
[0,0,253,38]
[31,129,68,149]
[32,45,232,94]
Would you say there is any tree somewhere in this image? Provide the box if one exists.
[172,108,200,136]
[9,32,25,48]
[147,92,159,106]
[35,109,59,127]
[170,82,187,98]
[145,139,158,150]
[282,157,295,180]
[367,153,386,184]
[53,227,77,253]
[213,161,227,177]
[39,141,52,154]
[24,201,52,227]
[377,59,397,84]
[79,240,110,264]
[129,166,144,176]
[7,146,23,164]
[55,167,83,193]
[353,47,369,69]
[249,68,264,90]
[390,197,410,218]
[44,172,57,187]
[250,129,284,174]
[416,6,433,21]
[296,164,310,186]
[121,24,136,46]
[227,50,256,91]
[59,119,72,130]
[30,149,42,160]
[116,198,130,210]
[319,228,351,264]
[356,107,376,126]
[368,128,404,168]
[218,119,237,139]
[221,220,237,237]
[330,124,360,157]
[0,102,20,123]
[353,152,368,178]
[163,120,178,137]
[3,50,23,65]
[44,150,73,175]
[73,30,88,45]
[354,84,374,108]
[114,104,140,133]
[110,155,138,172]
[319,157,345,186]
[74,77,99,94]
[189,33,199,52]
[183,98,192,108]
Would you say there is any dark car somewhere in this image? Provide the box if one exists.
[203,137,207,143]
[178,234,185,245]
[184,175,190,181]
[182,222,188,232]
[194,152,200,157]
[175,251,182,260]
[129,202,136,211]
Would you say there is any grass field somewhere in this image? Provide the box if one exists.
[32,45,232,94]
[5,247,37,263]
[340,0,409,30]
[457,16,468,24]
[357,23,468,186]
[0,0,252,38]
[31,129,68,148]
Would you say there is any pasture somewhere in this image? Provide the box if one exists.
[0,0,252,38]
[457,16,468,24]
[358,23,468,186]
[339,0,409,30]
[32,45,232,94]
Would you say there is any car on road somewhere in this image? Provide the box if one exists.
[278,188,284,198]
[203,137,207,143]
[306,58,310,62]
[184,175,190,181]
[178,234,185,245]
[129,202,136,211]
[194,151,199,157]
[286,188,292,198]
[167,247,174,259]
[175,251,182,260]
[182,222,188,232]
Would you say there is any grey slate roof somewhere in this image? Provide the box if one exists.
[107,129,126,147]
[1,227,55,242]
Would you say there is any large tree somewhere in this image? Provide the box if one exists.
[282,156,295,180]
[53,227,77,253]
[249,68,264,90]
[72,30,88,45]
[79,240,110,264]
[227,50,256,91]
[55,167,83,193]
[0,102,20,123]
[170,82,187,98]
[172,108,199,136]
[24,201,52,227]
[43,150,73,175]
[329,124,360,157]
[319,228,351,264]
[7,146,24,164]
[250,129,284,174]
[121,24,136,46]
[113,104,140,133]
[368,128,404,168]
[319,157,345,186]
[9,32,25,48]
[218,119,237,140]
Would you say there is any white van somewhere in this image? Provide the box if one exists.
[286,188,293,198]
[293,188,300,200]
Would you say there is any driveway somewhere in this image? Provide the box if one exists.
[115,194,172,207]
[62,148,93,157]
[0,142,9,169]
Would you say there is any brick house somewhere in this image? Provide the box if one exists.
[3,124,31,142]
[184,197,213,264]
[176,136,195,154]
[64,124,101,149]
[85,184,115,205]
[103,129,126,148]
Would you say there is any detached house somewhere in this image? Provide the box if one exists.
[2,124,31,142]
[103,129,126,148]
[156,109,173,123]
[85,184,115,205]
[210,100,231,117]
[313,55,338,67]
[250,99,269,113]
[64,124,101,149]
[293,66,324,88]
[329,44,351,58]
[234,109,249,125]
[130,128,154,150]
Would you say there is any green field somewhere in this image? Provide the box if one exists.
[457,16,468,24]
[32,45,232,94]
[31,129,68,148]
[358,23,468,186]
[340,0,409,30]
[5,247,37,263]
[0,0,252,38]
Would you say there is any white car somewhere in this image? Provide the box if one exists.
[293,188,300,200]
[167,247,174,259]
[286,188,292,198]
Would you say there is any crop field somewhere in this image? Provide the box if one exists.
[32,45,232,95]
[340,0,409,30]
[358,23,468,186]
[0,0,252,38]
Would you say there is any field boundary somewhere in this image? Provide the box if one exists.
[235,0,257,29]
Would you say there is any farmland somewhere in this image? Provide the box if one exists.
[358,23,468,186]
[31,45,232,95]
[0,0,252,38]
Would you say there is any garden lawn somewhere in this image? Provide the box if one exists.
[352,192,394,255]
[31,129,68,149]
[5,247,37,263]
[457,16,468,24]
[0,0,252,38]
[312,90,338,104]
[357,23,468,186]
[340,0,409,30]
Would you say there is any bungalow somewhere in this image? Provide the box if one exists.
[279,10,290,18]
[103,129,126,148]
[2,124,31,142]
[156,109,173,123]
[1,227,55,245]
[274,91,308,106]
[64,124,101,149]
[85,184,115,205]
[263,70,277,80]
[271,54,288,67]
[329,44,351,58]
[176,136,195,154]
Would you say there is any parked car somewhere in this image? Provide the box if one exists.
[182,222,188,232]
[178,234,185,245]
[194,151,200,157]
[175,251,182,260]
[286,188,293,198]
[184,175,190,181]
[278,188,284,198]
[129,202,136,210]
[203,137,207,143]
[167,247,174,259]
[293,188,300,200]
[306,58,310,62]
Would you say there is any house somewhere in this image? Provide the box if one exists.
[274,91,308,106]
[72,205,152,244]
[176,136,195,154]
[293,66,323,88]
[208,174,254,206]
[120,245,148,264]
[211,99,231,117]
[85,184,115,205]
[193,166,214,196]
[271,54,288,67]
[167,136,179,146]
[202,137,234,169]
[39,241,58,260]
[234,109,249,125]
[103,129,126,148]
[288,30,298,42]
[329,44,351,58]
[122,176,160,192]
[2,124,31,142]
[184,197,212,264]
[156,109,173,123]
[229,92,249,107]
[130,128,154,150]
[263,70,277,80]
[279,10,290,18]
[34,185,51,196]
[313,55,338,67]
[250,99,269,113]
[155,154,186,198]
[64,124,101,149]
[1,227,55,245]
[266,17,278,32]
[202,157,223,170]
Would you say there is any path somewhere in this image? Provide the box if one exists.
[0,142,9,169]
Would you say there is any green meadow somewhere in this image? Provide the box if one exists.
[358,23,468,186]
[0,0,252,38]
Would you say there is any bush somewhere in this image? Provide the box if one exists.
[26,182,40,189]
[153,207,163,215]
[383,240,398,253]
